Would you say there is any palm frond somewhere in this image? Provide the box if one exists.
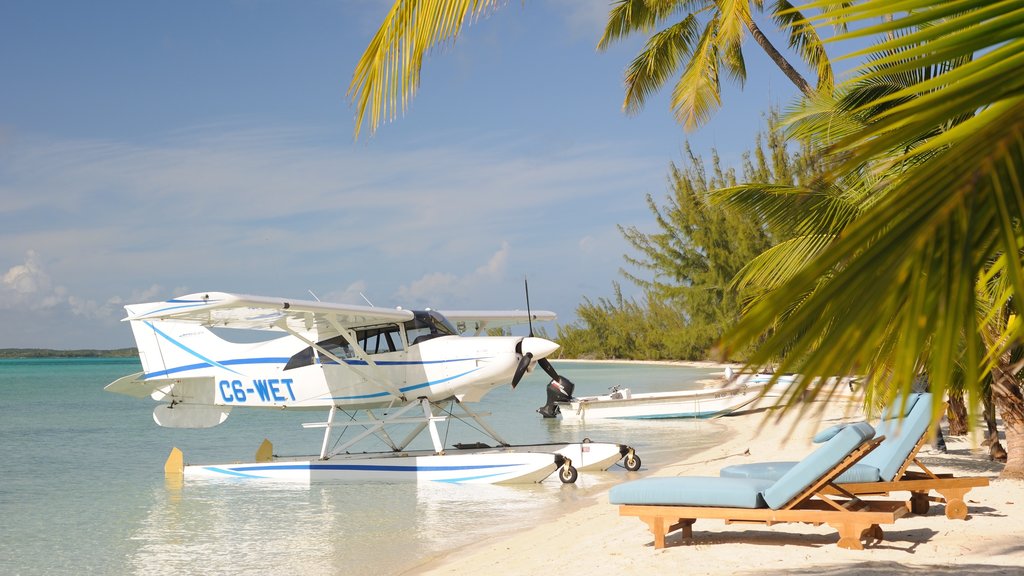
[733,233,838,293]
[717,0,752,47]
[671,18,722,130]
[716,183,856,232]
[599,0,697,50]
[771,0,834,91]
[726,97,1024,402]
[622,15,702,115]
[348,0,503,138]
[721,34,747,86]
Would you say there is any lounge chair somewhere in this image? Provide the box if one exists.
[720,393,989,520]
[609,422,910,550]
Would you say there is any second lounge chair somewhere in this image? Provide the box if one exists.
[609,421,910,550]
[719,393,988,519]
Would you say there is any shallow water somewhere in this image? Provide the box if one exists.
[0,358,726,575]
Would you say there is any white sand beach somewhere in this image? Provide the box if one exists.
[404,394,1023,575]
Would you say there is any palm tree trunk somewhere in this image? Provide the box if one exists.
[983,386,1007,461]
[990,361,1024,478]
[740,13,814,96]
[947,390,969,435]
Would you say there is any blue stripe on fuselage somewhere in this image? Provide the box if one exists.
[327,365,484,401]
[143,357,292,379]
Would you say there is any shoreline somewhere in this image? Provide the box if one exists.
[553,358,737,369]
[402,399,1022,575]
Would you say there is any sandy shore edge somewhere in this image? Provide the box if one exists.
[403,396,1022,575]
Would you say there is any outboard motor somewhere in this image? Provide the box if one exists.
[537,376,575,418]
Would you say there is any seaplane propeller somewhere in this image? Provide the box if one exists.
[515,278,577,409]
[511,341,533,389]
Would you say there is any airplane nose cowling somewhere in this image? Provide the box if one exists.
[520,337,560,360]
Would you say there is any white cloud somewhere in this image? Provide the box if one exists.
[0,250,117,321]
[395,242,510,306]
[322,280,372,306]
[2,250,50,296]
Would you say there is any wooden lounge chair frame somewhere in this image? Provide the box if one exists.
[821,433,989,520]
[618,437,910,550]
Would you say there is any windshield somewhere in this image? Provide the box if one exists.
[405,310,457,345]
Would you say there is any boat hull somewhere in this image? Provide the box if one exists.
[556,386,761,422]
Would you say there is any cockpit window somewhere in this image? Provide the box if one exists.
[284,324,405,370]
[406,310,456,346]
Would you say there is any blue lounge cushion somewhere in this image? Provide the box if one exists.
[879,393,921,421]
[861,393,933,481]
[718,394,933,485]
[611,421,876,512]
[812,423,848,443]
[721,461,882,484]
[762,421,875,509]
[609,476,774,509]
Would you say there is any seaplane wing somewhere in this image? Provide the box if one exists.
[439,310,556,336]
[125,291,415,338]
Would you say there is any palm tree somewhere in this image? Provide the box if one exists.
[718,1,1024,477]
[349,0,833,137]
[597,0,832,130]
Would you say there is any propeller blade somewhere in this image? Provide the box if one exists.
[511,352,533,388]
[524,277,534,337]
[538,357,560,381]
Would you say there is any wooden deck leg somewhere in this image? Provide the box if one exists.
[829,521,870,550]
[937,487,971,520]
[679,519,695,539]
[639,517,693,549]
[640,516,669,549]
[909,492,930,515]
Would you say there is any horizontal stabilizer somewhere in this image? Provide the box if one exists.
[153,403,231,428]
[104,371,162,398]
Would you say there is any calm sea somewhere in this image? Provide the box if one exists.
[0,358,727,576]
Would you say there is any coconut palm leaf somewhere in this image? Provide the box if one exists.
[672,18,723,129]
[727,96,1024,402]
[714,4,1024,408]
[717,0,753,48]
[622,15,702,115]
[772,0,834,90]
[599,0,698,49]
[348,0,503,138]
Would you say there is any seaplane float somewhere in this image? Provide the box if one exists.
[106,291,639,485]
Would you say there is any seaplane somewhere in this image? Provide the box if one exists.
[105,291,638,484]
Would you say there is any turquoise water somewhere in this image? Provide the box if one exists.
[0,359,726,575]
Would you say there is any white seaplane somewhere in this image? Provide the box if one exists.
[105,291,638,485]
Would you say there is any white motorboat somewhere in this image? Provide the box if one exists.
[549,383,764,422]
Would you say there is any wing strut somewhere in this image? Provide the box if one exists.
[272,317,406,401]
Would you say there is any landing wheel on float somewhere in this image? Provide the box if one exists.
[559,464,579,484]
[624,451,641,472]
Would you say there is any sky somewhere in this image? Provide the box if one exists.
[1,1,823,349]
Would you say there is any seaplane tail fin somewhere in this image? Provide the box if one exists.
[125,314,236,380]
